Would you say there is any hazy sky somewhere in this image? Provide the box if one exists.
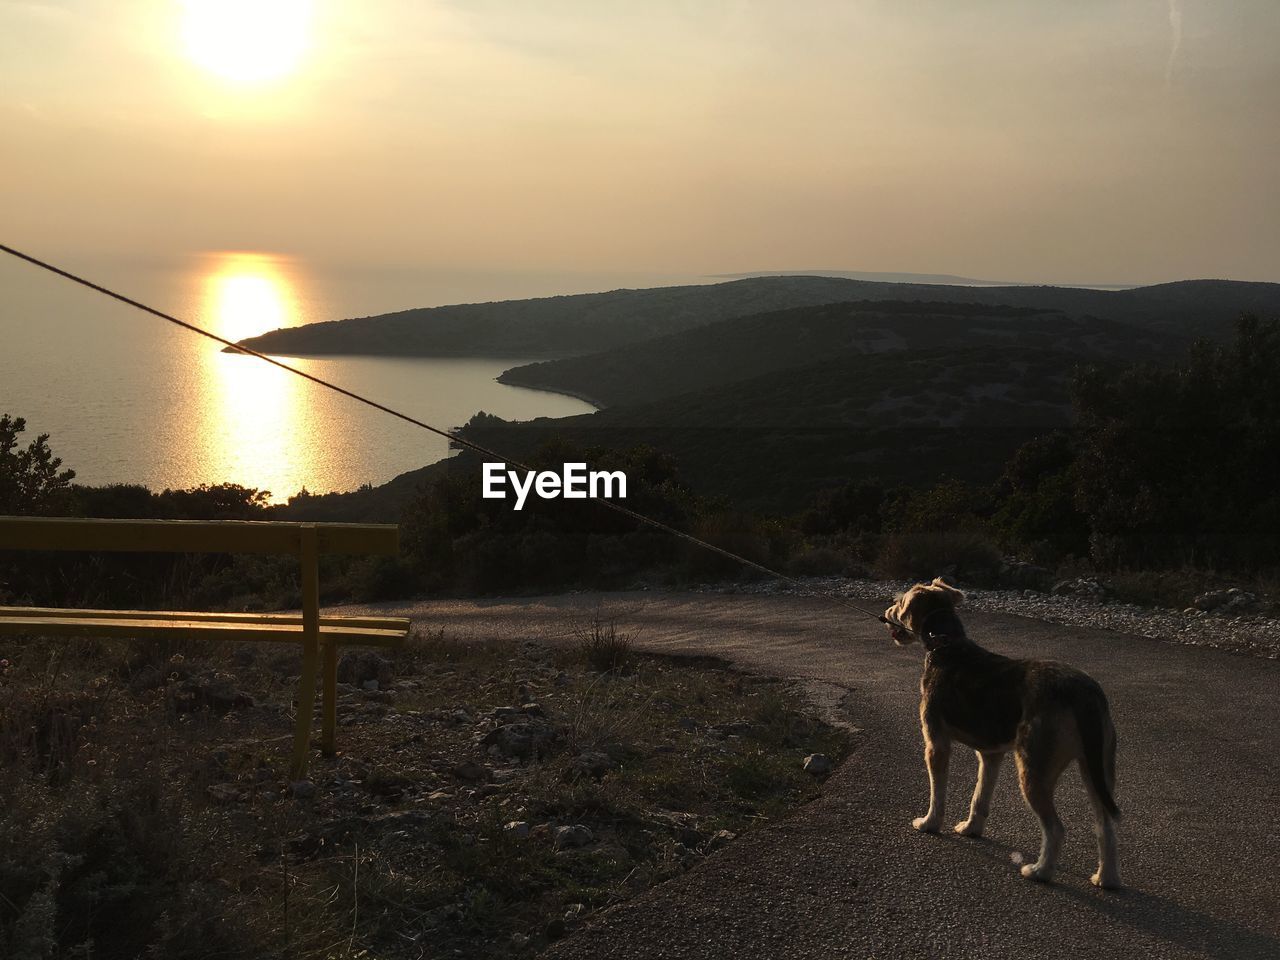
[2,0,1277,284]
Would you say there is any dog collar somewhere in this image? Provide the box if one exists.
[919,609,965,651]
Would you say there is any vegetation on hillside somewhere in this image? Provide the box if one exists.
[233,276,1280,360]
[497,299,1177,408]
[5,315,1279,612]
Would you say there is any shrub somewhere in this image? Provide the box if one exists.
[0,414,75,515]
[574,612,634,675]
[875,529,1002,585]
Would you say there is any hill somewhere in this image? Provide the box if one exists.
[459,345,1094,511]
[232,276,1280,360]
[497,300,1178,408]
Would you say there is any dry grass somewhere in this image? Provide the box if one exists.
[0,623,851,960]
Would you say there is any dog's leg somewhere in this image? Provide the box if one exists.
[1080,757,1122,889]
[913,726,950,833]
[955,750,1004,837]
[1015,746,1065,882]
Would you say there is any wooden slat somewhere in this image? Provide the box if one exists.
[0,607,410,632]
[0,516,399,556]
[0,616,408,647]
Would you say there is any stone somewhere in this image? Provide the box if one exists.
[803,753,833,776]
[361,679,379,692]
[337,651,394,688]
[174,671,254,715]
[708,829,737,849]
[553,824,593,849]
[290,780,317,800]
[504,820,531,840]
[569,750,620,780]
[206,783,243,804]
[481,720,560,759]
[366,768,411,800]
[451,760,492,782]
[1051,578,1107,601]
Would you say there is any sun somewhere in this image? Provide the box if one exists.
[181,0,313,86]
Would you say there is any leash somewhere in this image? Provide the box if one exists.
[2,242,895,627]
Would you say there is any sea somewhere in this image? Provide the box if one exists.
[0,251,698,501]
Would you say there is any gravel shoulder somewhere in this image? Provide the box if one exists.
[693,575,1280,660]
[354,589,1280,960]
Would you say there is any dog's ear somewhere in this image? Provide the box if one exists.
[930,577,965,605]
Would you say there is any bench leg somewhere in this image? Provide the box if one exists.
[290,638,320,779]
[321,639,337,755]
[290,525,322,780]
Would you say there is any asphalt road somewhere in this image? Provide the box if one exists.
[360,591,1280,959]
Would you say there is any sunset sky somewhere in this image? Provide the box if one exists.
[2,0,1277,285]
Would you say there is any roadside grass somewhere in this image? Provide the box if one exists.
[0,619,852,960]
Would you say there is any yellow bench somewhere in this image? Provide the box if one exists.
[0,516,411,777]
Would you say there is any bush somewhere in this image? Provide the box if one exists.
[0,414,75,515]
[875,529,1002,585]
[574,612,634,675]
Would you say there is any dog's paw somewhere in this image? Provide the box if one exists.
[953,819,984,838]
[912,816,942,833]
[1090,869,1122,890]
[1020,863,1054,883]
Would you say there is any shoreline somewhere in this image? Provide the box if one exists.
[494,375,606,411]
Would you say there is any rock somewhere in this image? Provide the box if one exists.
[708,829,738,850]
[999,558,1050,590]
[504,820,531,839]
[803,753,833,776]
[545,917,567,940]
[362,679,380,692]
[481,720,561,759]
[568,750,620,781]
[451,761,492,783]
[337,651,394,688]
[206,783,243,804]
[1051,578,1107,601]
[366,768,411,800]
[553,824,593,849]
[290,780,317,800]
[174,671,254,715]
[1193,589,1231,611]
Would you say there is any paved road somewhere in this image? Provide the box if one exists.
[360,592,1280,959]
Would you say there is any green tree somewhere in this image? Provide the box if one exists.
[0,414,75,515]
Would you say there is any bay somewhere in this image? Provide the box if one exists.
[0,252,690,500]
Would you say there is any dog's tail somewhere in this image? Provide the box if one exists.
[1075,693,1121,819]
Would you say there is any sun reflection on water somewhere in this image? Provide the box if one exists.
[194,251,314,500]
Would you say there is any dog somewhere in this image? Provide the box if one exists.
[883,577,1121,888]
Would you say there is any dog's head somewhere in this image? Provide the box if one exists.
[883,577,965,645]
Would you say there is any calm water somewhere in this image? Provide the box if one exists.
[1,252,690,500]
